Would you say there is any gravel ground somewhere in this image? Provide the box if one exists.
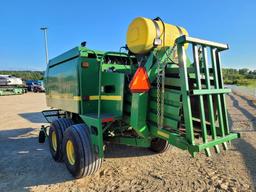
[0,92,255,192]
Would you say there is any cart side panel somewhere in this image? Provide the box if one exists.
[46,58,80,113]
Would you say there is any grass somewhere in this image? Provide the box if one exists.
[246,79,256,88]
[225,79,256,88]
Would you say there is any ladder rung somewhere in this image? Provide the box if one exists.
[176,35,229,50]
[191,88,231,95]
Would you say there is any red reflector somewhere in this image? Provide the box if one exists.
[129,67,151,93]
[81,62,89,68]
[102,117,114,123]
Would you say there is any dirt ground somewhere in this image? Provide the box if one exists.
[0,92,255,192]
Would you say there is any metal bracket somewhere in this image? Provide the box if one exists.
[152,19,162,46]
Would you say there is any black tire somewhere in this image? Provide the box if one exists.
[48,118,74,162]
[149,138,171,153]
[62,124,103,178]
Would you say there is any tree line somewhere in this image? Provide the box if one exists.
[0,71,44,81]
[223,68,256,86]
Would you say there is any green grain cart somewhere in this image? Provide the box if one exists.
[40,17,239,178]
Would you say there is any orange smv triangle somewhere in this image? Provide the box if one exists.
[129,67,151,93]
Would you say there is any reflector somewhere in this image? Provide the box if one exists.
[129,67,151,93]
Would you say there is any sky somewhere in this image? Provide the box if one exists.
[0,0,255,71]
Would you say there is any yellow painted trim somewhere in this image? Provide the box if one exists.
[89,95,122,101]
[89,95,99,100]
[157,130,170,139]
[46,94,81,101]
[73,96,81,101]
[46,94,121,101]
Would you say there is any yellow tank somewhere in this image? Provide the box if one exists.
[126,17,188,54]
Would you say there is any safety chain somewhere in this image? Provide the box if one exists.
[156,55,161,128]
[156,45,177,129]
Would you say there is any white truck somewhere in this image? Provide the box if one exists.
[0,75,23,86]
[0,75,26,96]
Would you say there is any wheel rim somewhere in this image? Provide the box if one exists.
[66,140,75,165]
[51,131,57,152]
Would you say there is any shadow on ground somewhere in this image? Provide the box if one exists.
[227,94,256,189]
[19,112,48,123]
[233,92,256,110]
[0,127,156,191]
[232,139,256,187]
[0,128,72,191]
[104,143,155,158]
[228,94,256,131]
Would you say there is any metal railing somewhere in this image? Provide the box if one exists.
[176,35,235,156]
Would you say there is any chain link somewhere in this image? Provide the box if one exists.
[156,45,177,129]
[156,54,161,128]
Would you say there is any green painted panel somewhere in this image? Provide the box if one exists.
[102,63,131,72]
[164,77,181,87]
[150,88,181,102]
[48,47,81,67]
[166,67,194,74]
[80,57,100,114]
[130,93,149,137]
[149,101,181,121]
[100,72,124,116]
[46,57,80,113]
[149,125,189,150]
[148,112,179,130]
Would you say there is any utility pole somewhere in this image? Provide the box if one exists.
[40,27,49,64]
